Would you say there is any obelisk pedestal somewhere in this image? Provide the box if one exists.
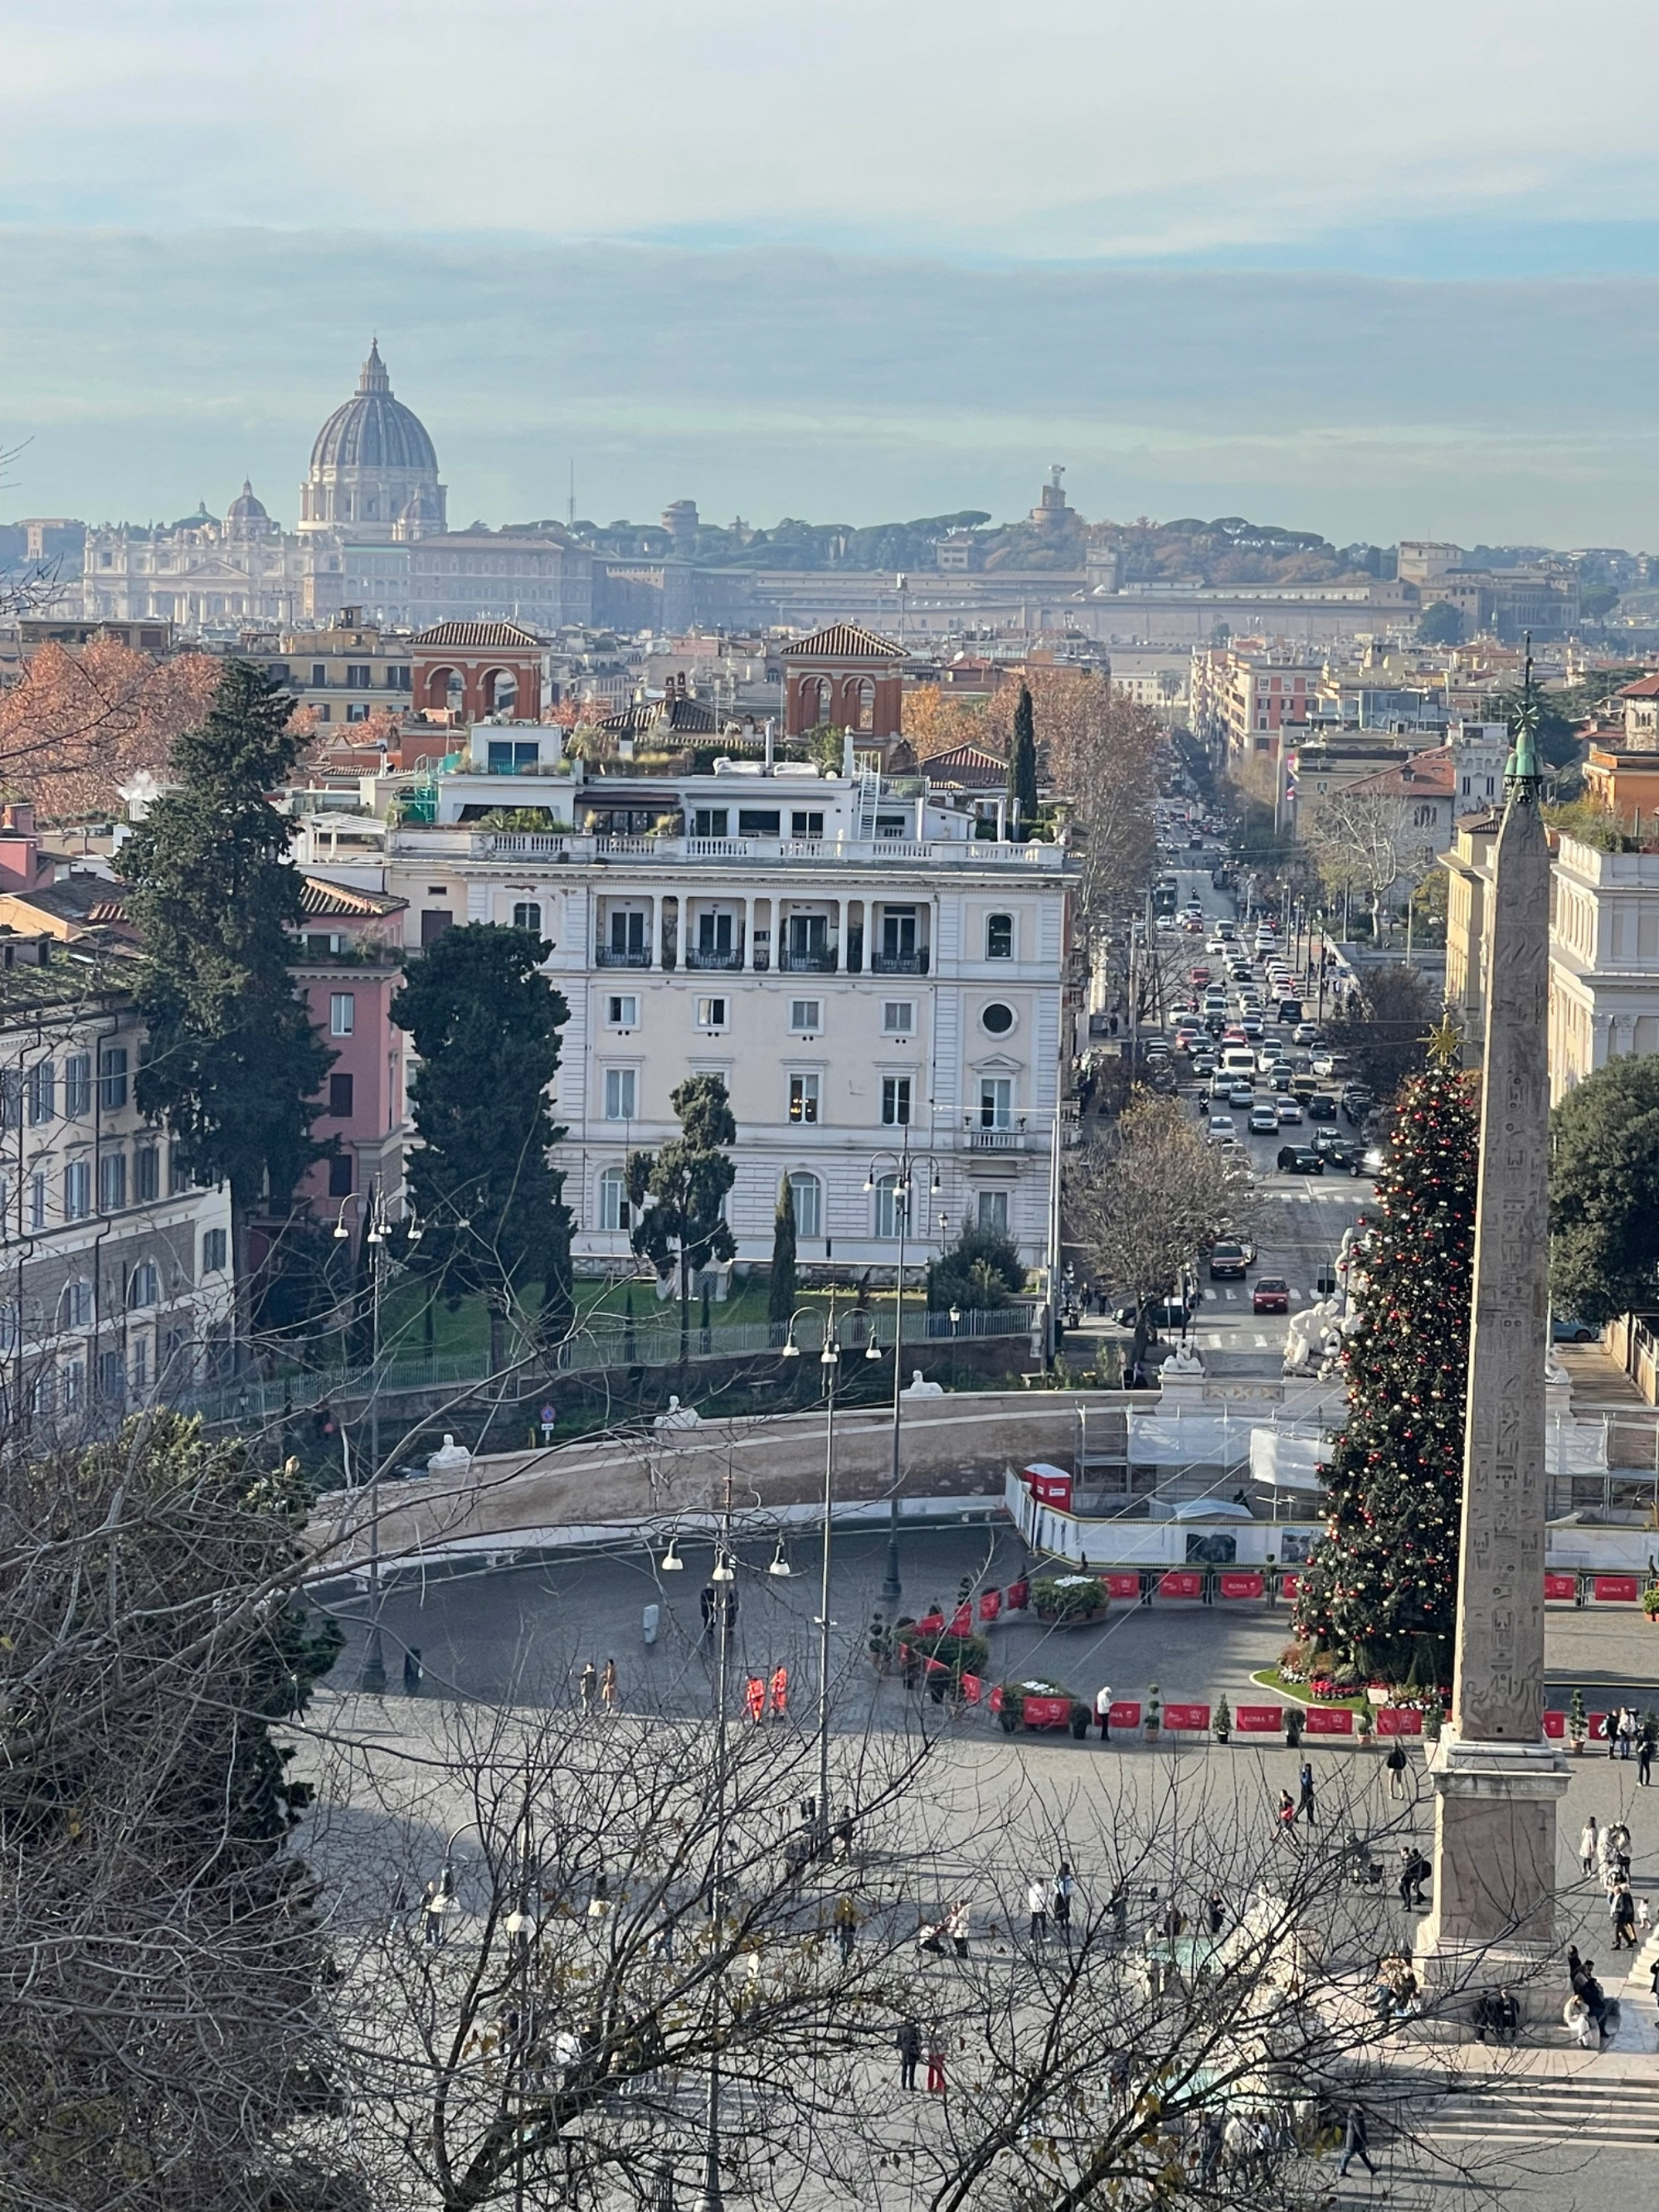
[1414,714,1567,2016]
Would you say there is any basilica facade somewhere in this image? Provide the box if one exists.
[75,345,591,634]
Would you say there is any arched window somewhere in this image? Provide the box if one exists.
[788,1171,822,1241]
[60,1277,93,1331]
[812,677,834,725]
[850,678,875,732]
[598,1167,631,1233]
[486,670,518,717]
[127,1260,159,1310]
[986,912,1014,959]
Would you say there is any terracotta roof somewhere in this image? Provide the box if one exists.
[298,878,406,919]
[782,622,907,662]
[413,620,543,650]
[924,743,1008,789]
[1618,673,1659,699]
[1340,750,1456,800]
[600,695,718,738]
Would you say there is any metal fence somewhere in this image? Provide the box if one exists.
[173,1302,1036,1429]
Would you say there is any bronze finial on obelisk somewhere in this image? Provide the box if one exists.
[1415,637,1567,2010]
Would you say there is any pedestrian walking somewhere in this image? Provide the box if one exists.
[896,2018,921,2092]
[946,1898,971,1958]
[1026,1876,1049,1946]
[744,1676,766,1727]
[1641,1726,1655,1786]
[578,1660,597,1714]
[833,1893,858,1965]
[1276,1790,1297,1837]
[1603,1709,1619,1760]
[1296,1760,1317,1825]
[1620,1706,1638,1761]
[1581,1816,1600,1874]
[1598,1823,1619,1889]
[421,1878,450,1948]
[1612,1882,1638,1951]
[925,2027,948,2095]
[1610,1820,1633,1879]
[1095,1683,1113,1742]
[1638,1896,1652,1939]
[1398,1845,1429,1908]
[1385,1742,1408,1800]
[599,1657,618,1714]
[698,1582,717,1641]
[1205,1893,1225,1936]
[1337,2103,1376,2179]
[1053,1862,1075,1936]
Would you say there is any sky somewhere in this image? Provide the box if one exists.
[5,0,1659,546]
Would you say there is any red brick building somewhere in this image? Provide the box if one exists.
[782,623,907,744]
[411,619,547,722]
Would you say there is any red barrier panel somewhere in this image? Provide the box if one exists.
[1006,1580,1029,1611]
[1280,1573,1301,1600]
[1108,1700,1141,1729]
[977,1590,1002,1623]
[1019,1693,1073,1730]
[961,1673,982,1704]
[1594,1575,1641,1604]
[1234,1704,1283,1732]
[1543,1709,1565,1738]
[1374,1707,1423,1736]
[1163,1702,1212,1731]
[1544,1573,1578,1602]
[1103,1572,1141,1600]
[1219,1571,1265,1600]
[1590,1712,1611,1740]
[1302,1705,1355,1735]
[950,1605,973,1636]
[1159,1570,1203,1600]
[989,1684,1004,1715]
[913,1611,946,1635]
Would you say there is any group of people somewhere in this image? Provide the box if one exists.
[1370,1953,1421,2023]
[576,1659,619,1714]
[1579,1814,1649,1954]
[1599,1707,1656,1776]
[1274,1763,1319,1834]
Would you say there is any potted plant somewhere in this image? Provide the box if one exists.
[1214,1694,1232,1746]
[868,1612,893,1676]
[1569,1687,1588,1755]
[1643,1584,1659,1625]
[1356,1701,1375,1748]
[1031,1574,1109,1627]
[1424,1705,1443,1746]
[1145,1683,1162,1740]
[1285,1705,1304,1749]
[995,1676,1073,1732]
[1068,1700,1091,1740]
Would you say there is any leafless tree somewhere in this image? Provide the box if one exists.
[1304,791,1412,944]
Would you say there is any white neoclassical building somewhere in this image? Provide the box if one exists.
[293,747,1077,1284]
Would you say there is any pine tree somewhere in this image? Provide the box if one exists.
[118,661,332,1333]
[391,923,572,1373]
[1292,1049,1480,1688]
[768,1173,798,1340]
[1007,682,1039,835]
[627,1074,737,1366]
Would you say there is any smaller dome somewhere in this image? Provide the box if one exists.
[226,479,269,526]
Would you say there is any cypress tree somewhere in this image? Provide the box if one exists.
[1292,1047,1479,1688]
[391,923,572,1373]
[1007,682,1039,834]
[768,1173,799,1340]
[118,661,332,1333]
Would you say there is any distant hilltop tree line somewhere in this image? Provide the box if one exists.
[549,505,1401,587]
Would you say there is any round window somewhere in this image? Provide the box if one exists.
[981,1001,1015,1035]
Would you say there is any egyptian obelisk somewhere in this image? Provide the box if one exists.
[1415,650,1568,2010]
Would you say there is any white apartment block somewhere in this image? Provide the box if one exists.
[0,940,234,1420]
[294,750,1077,1284]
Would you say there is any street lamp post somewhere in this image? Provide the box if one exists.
[781,1301,842,1853]
[693,1474,737,2212]
[865,1140,941,1605]
[358,1182,392,1695]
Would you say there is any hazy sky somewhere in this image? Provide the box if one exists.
[6,0,1659,544]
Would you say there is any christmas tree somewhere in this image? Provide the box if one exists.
[1292,1033,1479,1688]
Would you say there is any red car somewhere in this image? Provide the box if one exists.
[1252,1277,1291,1315]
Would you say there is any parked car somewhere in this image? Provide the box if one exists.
[1340,1086,1374,1127]
[1208,1240,1250,1280]
[1550,1313,1600,1342]
[1277,1145,1326,1174]
[1252,1277,1292,1315]
[1113,1297,1194,1330]
[1276,1098,1303,1124]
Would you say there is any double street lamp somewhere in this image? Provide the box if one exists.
[863,1141,943,1604]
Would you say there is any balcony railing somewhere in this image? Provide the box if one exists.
[779,947,838,973]
[455,828,1073,871]
[685,948,743,971]
[965,1126,1025,1150]
[873,950,930,975]
[596,947,650,968]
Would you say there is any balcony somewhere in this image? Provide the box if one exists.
[779,947,838,974]
[596,947,650,969]
[873,950,930,975]
[685,948,743,972]
[964,1126,1027,1152]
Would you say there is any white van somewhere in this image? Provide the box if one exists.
[1221,1046,1258,1075]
